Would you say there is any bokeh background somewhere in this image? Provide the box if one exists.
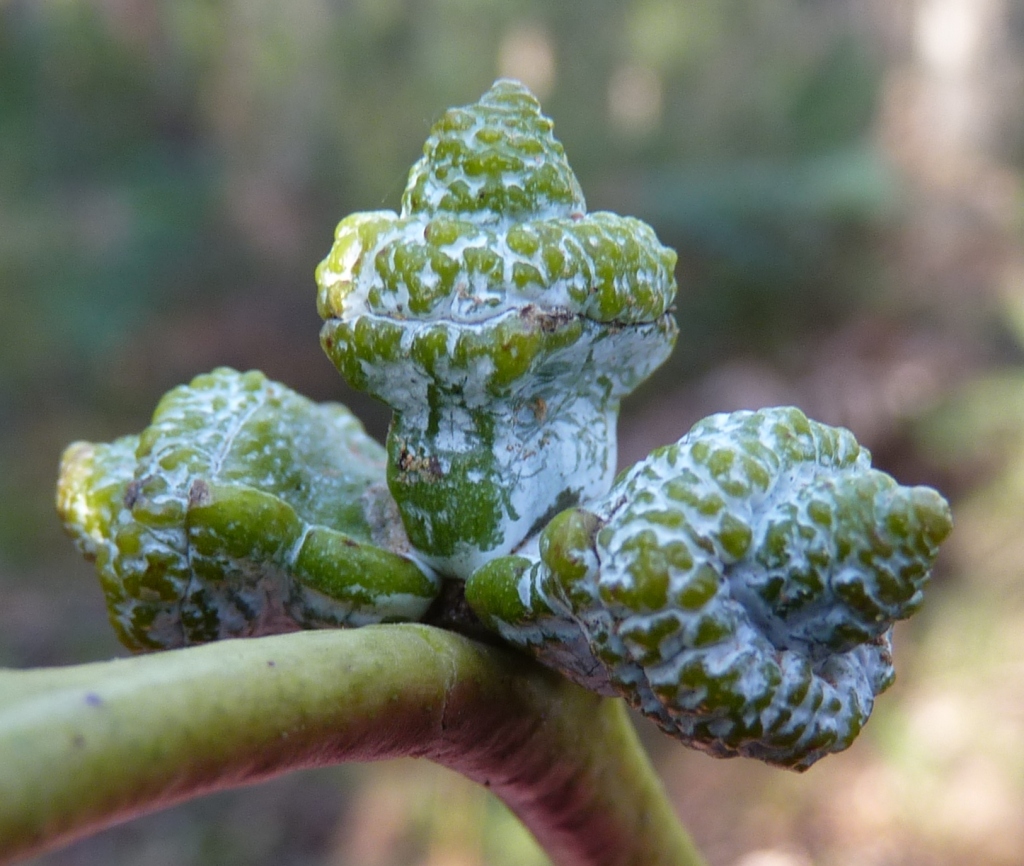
[2,1,1023,864]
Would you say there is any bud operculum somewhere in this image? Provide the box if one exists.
[57,368,439,651]
[316,80,678,578]
[466,407,952,769]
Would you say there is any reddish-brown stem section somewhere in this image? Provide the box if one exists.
[0,625,705,866]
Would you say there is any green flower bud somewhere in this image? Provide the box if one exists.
[57,368,439,652]
[466,407,952,770]
[316,80,678,578]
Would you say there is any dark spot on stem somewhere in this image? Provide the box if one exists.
[84,692,103,707]
[397,446,444,481]
[519,304,575,333]
[123,480,141,509]
[188,479,211,507]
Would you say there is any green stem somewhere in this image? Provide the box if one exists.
[0,624,705,866]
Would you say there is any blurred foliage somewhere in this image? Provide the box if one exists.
[863,304,1024,864]
[333,762,551,866]
[2,0,1020,864]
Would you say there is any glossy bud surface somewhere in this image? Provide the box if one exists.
[58,368,438,651]
[316,80,678,577]
[467,407,953,769]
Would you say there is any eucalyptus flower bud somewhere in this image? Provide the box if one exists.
[57,368,438,652]
[466,407,952,769]
[316,80,678,578]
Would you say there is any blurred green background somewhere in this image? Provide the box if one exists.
[2,1,1023,864]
